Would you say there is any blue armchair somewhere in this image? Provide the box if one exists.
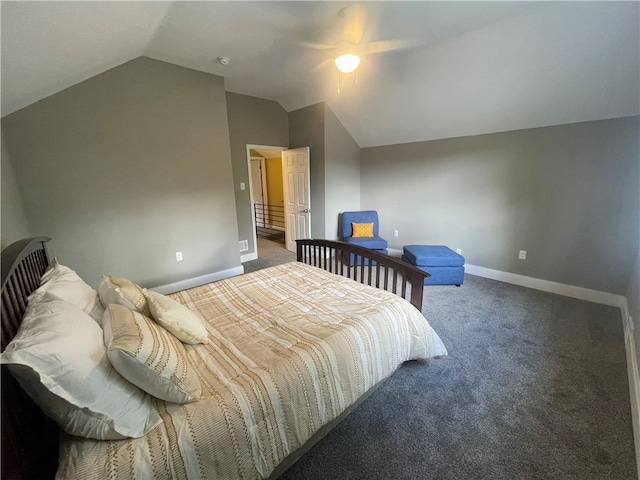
[341,210,388,255]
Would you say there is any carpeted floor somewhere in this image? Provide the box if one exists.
[242,238,296,273]
[244,239,637,479]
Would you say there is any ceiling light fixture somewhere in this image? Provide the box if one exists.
[335,53,360,73]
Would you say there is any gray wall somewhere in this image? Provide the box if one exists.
[289,103,326,239]
[225,92,289,257]
[629,252,640,361]
[288,102,362,240]
[1,132,32,248]
[361,116,639,295]
[1,57,239,288]
[324,105,361,240]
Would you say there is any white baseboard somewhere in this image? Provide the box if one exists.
[464,263,628,309]
[625,328,640,480]
[241,252,258,263]
[150,266,244,294]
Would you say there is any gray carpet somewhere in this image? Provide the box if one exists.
[243,238,296,273]
[244,241,637,479]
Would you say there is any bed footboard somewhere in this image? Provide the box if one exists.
[296,239,428,311]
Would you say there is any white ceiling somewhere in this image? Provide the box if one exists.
[2,1,639,147]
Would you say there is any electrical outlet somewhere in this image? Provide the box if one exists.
[518,250,527,260]
[175,251,183,261]
[456,248,462,255]
[393,229,399,237]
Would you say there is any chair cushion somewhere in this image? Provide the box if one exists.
[403,245,465,267]
[344,236,388,250]
[341,211,380,238]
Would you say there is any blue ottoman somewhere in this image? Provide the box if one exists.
[402,245,465,286]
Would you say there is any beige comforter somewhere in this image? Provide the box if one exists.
[57,262,446,479]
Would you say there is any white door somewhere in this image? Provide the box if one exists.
[250,159,266,227]
[282,147,311,252]
[250,159,264,205]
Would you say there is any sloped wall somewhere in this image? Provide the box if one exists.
[324,105,361,240]
[2,57,239,288]
[1,132,31,248]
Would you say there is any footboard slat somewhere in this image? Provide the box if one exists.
[296,239,429,311]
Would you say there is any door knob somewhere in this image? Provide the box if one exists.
[302,208,311,213]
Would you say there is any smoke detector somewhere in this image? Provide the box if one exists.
[217,56,231,65]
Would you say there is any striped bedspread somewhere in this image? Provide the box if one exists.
[57,262,446,479]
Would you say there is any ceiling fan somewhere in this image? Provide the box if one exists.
[304,4,426,75]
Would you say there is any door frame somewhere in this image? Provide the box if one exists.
[249,156,268,227]
[245,144,287,261]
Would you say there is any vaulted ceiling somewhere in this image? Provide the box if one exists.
[2,1,638,147]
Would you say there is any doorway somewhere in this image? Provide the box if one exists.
[245,144,311,259]
[246,145,287,259]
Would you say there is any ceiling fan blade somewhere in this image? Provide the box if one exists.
[311,58,335,73]
[366,37,428,55]
[340,4,366,45]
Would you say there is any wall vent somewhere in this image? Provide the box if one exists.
[239,240,249,252]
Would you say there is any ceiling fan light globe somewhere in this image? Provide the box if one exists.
[335,53,360,73]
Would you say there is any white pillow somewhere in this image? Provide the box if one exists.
[103,304,202,404]
[31,259,104,324]
[98,275,149,315]
[40,257,63,285]
[0,299,162,440]
[144,290,209,345]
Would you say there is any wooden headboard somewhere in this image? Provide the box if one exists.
[1,237,59,480]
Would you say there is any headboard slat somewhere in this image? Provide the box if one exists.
[1,299,17,350]
[13,274,28,314]
[5,279,23,340]
[25,256,40,291]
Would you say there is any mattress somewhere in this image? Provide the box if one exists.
[56,262,446,479]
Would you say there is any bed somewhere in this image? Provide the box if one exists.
[1,237,446,479]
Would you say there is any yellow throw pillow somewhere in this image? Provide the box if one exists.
[352,222,374,238]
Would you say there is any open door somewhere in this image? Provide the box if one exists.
[250,158,267,228]
[282,147,311,253]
